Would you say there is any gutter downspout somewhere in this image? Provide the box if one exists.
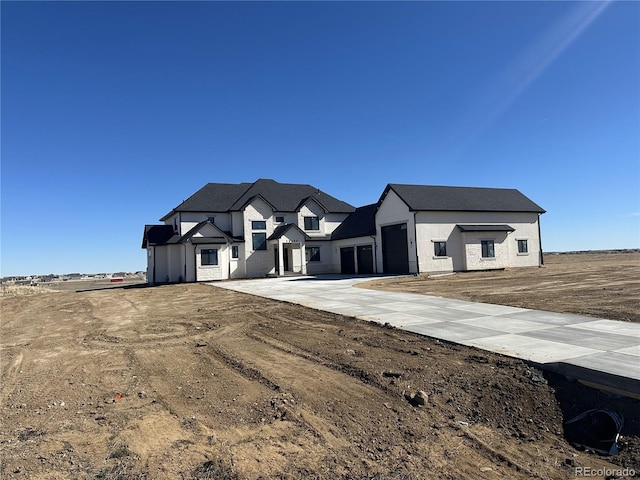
[413,212,420,274]
[538,213,544,266]
[152,246,156,284]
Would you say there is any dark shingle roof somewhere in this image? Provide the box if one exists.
[161,179,355,220]
[331,204,377,240]
[267,223,309,241]
[457,224,515,232]
[141,225,177,248]
[383,184,545,213]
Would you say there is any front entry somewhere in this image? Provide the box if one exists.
[340,247,356,274]
[382,223,409,274]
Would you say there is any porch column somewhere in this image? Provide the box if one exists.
[278,238,285,276]
[300,243,307,275]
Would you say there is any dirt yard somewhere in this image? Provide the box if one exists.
[361,252,640,323]
[1,273,639,478]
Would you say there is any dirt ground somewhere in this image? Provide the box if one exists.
[1,273,639,478]
[361,252,640,323]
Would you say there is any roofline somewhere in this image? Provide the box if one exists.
[234,193,278,212]
[267,223,311,241]
[380,183,546,214]
[295,196,329,213]
[177,220,235,244]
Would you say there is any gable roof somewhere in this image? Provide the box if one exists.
[331,204,377,240]
[142,224,178,248]
[267,223,309,241]
[161,179,355,220]
[382,184,545,213]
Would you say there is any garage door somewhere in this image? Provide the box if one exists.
[381,223,409,274]
[340,247,356,274]
[357,245,374,274]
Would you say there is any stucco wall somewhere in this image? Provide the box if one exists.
[244,198,276,277]
[330,237,377,274]
[375,190,418,273]
[297,200,327,238]
[304,242,333,275]
[178,212,231,235]
[414,211,541,272]
[195,245,229,281]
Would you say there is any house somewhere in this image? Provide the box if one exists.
[142,179,545,283]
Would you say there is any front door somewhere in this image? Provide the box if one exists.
[340,247,356,274]
[283,246,291,271]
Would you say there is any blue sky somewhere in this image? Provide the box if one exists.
[2,1,638,276]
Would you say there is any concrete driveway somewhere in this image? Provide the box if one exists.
[215,274,640,398]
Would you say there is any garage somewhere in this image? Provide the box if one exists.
[340,247,356,274]
[357,245,374,274]
[381,223,409,274]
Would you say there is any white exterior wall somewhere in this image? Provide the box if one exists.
[229,243,245,279]
[243,198,276,277]
[304,242,333,275]
[146,247,155,283]
[178,212,231,235]
[195,245,229,281]
[297,200,327,238]
[375,190,418,273]
[323,213,351,236]
[414,211,542,272]
[331,237,377,274]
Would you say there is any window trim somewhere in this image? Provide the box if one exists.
[303,216,320,231]
[252,232,267,251]
[517,239,529,255]
[433,240,447,258]
[201,248,218,266]
[231,245,239,259]
[306,246,321,262]
[481,240,495,259]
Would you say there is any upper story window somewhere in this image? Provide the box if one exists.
[304,216,320,231]
[275,216,285,223]
[252,220,266,230]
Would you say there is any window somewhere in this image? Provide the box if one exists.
[434,241,447,257]
[275,216,285,223]
[231,245,239,259]
[517,239,529,254]
[304,216,320,231]
[481,240,495,258]
[252,220,266,230]
[207,216,215,224]
[306,246,321,262]
[201,249,218,266]
[252,233,267,250]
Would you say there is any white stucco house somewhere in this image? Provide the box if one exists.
[142,179,545,283]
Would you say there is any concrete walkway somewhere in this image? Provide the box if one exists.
[214,275,640,398]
